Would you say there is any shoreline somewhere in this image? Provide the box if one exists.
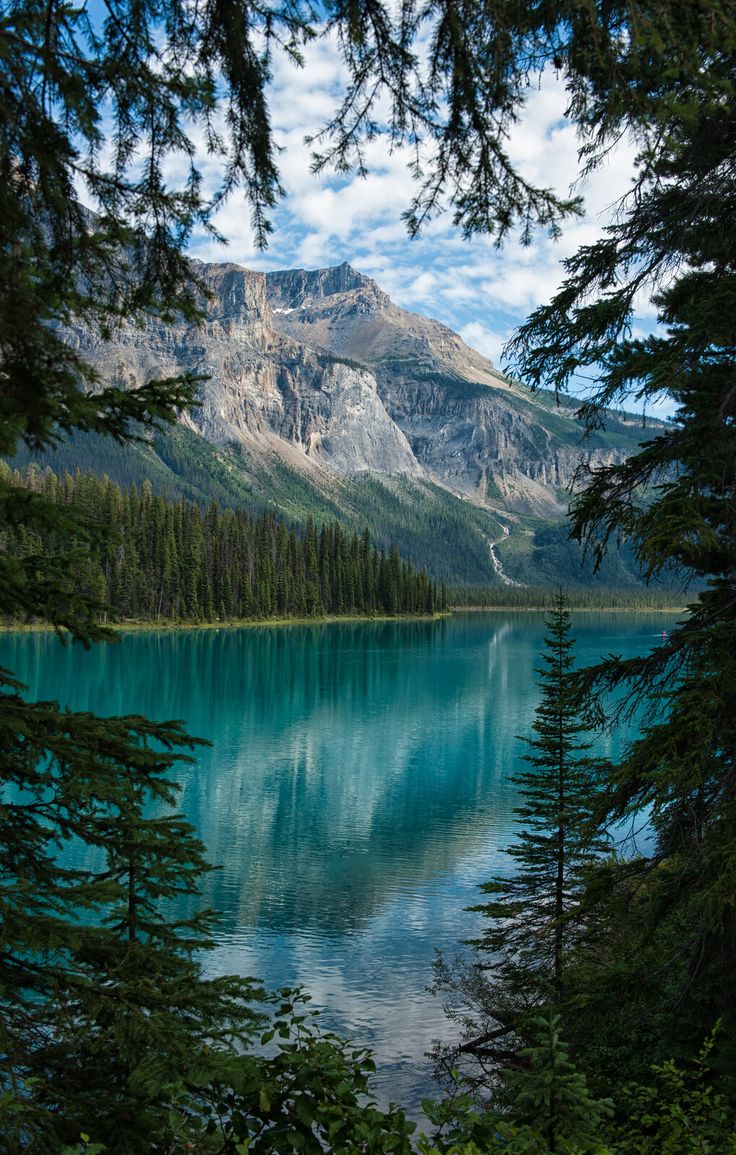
[0,612,451,635]
[450,604,687,614]
[0,604,687,635]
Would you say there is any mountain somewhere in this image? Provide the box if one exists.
[264,262,641,510]
[20,260,654,588]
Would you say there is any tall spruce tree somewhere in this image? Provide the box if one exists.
[433,597,607,1085]
[503,1,736,1076]
[4,0,736,1140]
[476,598,606,993]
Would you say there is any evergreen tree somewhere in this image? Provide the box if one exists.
[502,0,736,1074]
[4,716,262,1152]
[0,684,228,1149]
[474,597,607,997]
[497,1013,613,1155]
[434,597,607,1084]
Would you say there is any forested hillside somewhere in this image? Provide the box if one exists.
[0,464,445,624]
[7,426,508,585]
[8,425,664,590]
[4,0,736,1148]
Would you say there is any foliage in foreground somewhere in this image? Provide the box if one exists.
[3,0,736,1148]
[24,1012,736,1153]
[422,1017,736,1155]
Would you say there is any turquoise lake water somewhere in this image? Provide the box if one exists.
[0,612,671,1112]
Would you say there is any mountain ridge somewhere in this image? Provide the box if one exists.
[30,258,655,587]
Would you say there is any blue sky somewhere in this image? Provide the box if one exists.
[157,28,666,411]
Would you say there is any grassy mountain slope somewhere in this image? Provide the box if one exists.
[7,423,663,589]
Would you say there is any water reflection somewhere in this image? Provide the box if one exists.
[0,612,666,1112]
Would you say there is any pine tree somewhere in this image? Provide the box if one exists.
[475,597,608,997]
[5,714,262,1152]
[503,0,736,1072]
[0,684,235,1149]
[496,1013,613,1155]
[434,597,607,1085]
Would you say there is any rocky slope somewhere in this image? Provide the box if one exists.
[64,259,636,515]
[266,263,624,515]
[64,262,420,479]
[51,259,650,585]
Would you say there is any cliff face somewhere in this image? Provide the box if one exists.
[63,262,420,479]
[62,258,634,519]
[265,263,630,515]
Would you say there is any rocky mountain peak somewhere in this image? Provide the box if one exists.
[264,262,509,391]
[266,262,388,313]
[60,255,639,530]
[199,262,268,322]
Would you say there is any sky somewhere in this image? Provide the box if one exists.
[177,28,664,409]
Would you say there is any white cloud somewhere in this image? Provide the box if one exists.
[180,29,661,395]
[458,322,507,365]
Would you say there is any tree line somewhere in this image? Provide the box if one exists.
[448,584,685,610]
[0,463,446,624]
[3,0,736,1149]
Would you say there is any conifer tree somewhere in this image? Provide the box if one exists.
[473,596,608,998]
[4,715,262,1152]
[0,681,233,1148]
[497,1013,613,1155]
[501,0,736,1071]
[434,597,607,1084]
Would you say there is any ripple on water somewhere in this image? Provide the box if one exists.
[0,612,661,1117]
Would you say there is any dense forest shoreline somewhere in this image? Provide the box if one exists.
[452,603,685,613]
[448,586,688,611]
[0,464,447,624]
[0,606,681,640]
[0,610,451,634]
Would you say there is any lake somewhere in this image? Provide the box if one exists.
[0,612,670,1114]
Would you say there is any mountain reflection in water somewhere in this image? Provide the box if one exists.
[0,612,664,1113]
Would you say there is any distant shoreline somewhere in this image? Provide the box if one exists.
[450,604,686,614]
[0,612,450,635]
[0,605,686,636]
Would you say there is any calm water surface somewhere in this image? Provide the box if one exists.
[0,612,670,1112]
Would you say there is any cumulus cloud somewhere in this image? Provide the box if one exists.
[180,27,663,402]
[458,322,508,366]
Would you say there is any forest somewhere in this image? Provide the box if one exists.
[0,463,445,624]
[2,0,736,1151]
[448,585,684,610]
